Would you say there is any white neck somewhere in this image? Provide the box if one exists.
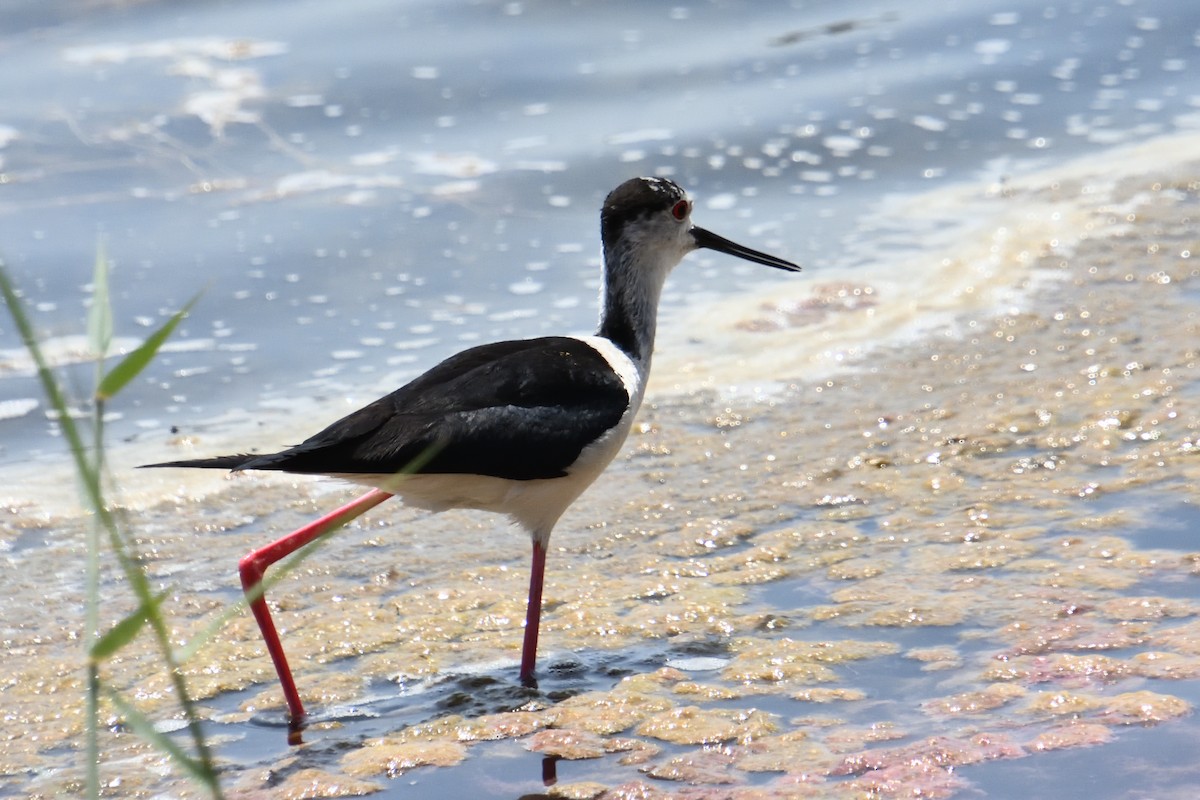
[596,242,678,367]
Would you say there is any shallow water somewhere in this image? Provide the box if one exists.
[2,0,1198,471]
[2,1,1200,798]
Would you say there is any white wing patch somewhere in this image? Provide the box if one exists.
[574,334,643,401]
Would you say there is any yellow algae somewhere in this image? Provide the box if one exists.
[706,560,791,587]
[905,645,963,671]
[735,733,840,775]
[1023,690,1104,716]
[553,691,675,735]
[1101,690,1191,725]
[741,612,797,633]
[1034,562,1141,591]
[790,687,866,703]
[1130,651,1200,680]
[862,597,967,627]
[781,527,872,568]
[608,672,682,695]
[340,738,468,778]
[825,722,907,753]
[659,518,760,558]
[456,710,551,741]
[288,672,369,710]
[824,557,886,580]
[355,648,441,684]
[672,681,742,701]
[271,767,382,798]
[923,684,1027,716]
[805,602,864,622]
[1029,722,1115,751]
[525,729,608,760]
[720,636,899,686]
[587,780,672,799]
[373,714,468,743]
[1097,596,1198,621]
[932,539,1039,571]
[731,637,899,664]
[635,706,778,745]
[548,782,609,800]
[722,658,836,686]
[620,610,735,641]
[819,583,971,627]
[1002,557,1067,575]
[1067,509,1136,531]
[1150,619,1200,656]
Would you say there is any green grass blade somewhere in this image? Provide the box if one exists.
[3,262,105,797]
[89,589,170,662]
[87,239,113,359]
[97,292,200,402]
[105,687,215,788]
[5,264,222,797]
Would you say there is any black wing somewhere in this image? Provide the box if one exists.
[144,336,633,481]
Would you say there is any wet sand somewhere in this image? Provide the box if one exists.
[4,133,1200,797]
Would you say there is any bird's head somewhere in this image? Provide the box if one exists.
[600,177,800,276]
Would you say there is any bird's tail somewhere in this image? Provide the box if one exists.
[140,454,259,471]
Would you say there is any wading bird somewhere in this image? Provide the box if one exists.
[145,176,800,725]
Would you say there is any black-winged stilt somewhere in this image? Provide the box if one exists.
[145,176,800,725]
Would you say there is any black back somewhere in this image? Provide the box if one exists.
[147,336,632,482]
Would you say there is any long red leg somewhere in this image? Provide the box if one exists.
[519,540,547,685]
[238,488,392,722]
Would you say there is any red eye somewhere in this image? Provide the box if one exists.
[671,199,690,220]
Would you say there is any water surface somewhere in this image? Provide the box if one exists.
[1,1,1199,797]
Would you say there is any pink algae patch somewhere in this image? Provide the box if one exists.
[643,748,740,784]
[835,733,1025,799]
[923,683,1028,716]
[1029,723,1115,752]
[983,652,1134,686]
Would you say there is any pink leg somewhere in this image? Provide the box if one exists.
[519,540,547,685]
[239,488,392,722]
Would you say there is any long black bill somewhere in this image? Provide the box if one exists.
[691,226,801,272]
